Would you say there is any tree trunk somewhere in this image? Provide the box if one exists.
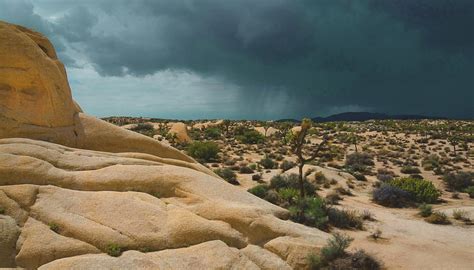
[298,162,305,198]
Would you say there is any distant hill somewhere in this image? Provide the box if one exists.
[276,112,446,123]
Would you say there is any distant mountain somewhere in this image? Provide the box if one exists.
[311,112,446,122]
[276,112,447,123]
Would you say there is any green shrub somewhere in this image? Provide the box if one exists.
[106,243,123,257]
[307,253,323,270]
[388,177,440,203]
[263,190,281,204]
[280,160,295,172]
[464,186,474,198]
[131,123,154,136]
[214,168,238,185]
[401,166,421,174]
[237,130,265,144]
[251,174,262,181]
[259,157,275,169]
[49,222,60,233]
[418,203,432,217]
[289,196,328,230]
[0,206,4,215]
[321,233,353,262]
[373,184,413,207]
[443,172,473,191]
[239,166,254,174]
[425,211,450,225]
[345,152,374,173]
[186,141,220,162]
[331,250,382,270]
[269,174,316,195]
[204,127,221,139]
[452,209,469,221]
[278,188,299,204]
[327,208,363,230]
[247,184,269,198]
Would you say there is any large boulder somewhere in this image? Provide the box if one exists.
[168,122,192,143]
[0,20,329,269]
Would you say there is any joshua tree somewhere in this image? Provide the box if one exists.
[287,118,328,198]
[221,119,231,137]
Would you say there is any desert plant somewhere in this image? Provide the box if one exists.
[278,188,300,204]
[320,233,353,262]
[327,208,363,230]
[280,160,295,172]
[259,156,275,169]
[237,130,265,144]
[443,172,473,191]
[239,166,254,174]
[251,174,262,181]
[204,127,221,139]
[401,166,421,174]
[345,152,374,173]
[373,184,412,207]
[452,209,470,221]
[418,203,432,217]
[269,174,316,195]
[0,206,4,215]
[106,243,123,257]
[286,118,328,198]
[331,250,382,270]
[247,184,269,198]
[214,168,238,185]
[425,211,450,225]
[361,209,374,221]
[186,141,220,162]
[370,228,382,240]
[464,186,474,198]
[49,222,60,233]
[388,177,440,203]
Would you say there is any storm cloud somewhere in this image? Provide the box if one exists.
[0,0,472,119]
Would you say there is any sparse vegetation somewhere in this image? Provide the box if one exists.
[186,141,220,162]
[214,168,238,185]
[106,243,123,257]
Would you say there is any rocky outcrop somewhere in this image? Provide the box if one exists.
[168,122,192,143]
[0,20,329,269]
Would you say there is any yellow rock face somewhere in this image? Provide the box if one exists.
[0,22,77,127]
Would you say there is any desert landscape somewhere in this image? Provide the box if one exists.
[0,1,473,269]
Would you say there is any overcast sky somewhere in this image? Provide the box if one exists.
[0,0,473,119]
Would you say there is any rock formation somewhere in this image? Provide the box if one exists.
[0,21,328,269]
[168,122,192,143]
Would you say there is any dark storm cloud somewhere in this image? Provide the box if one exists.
[0,0,472,119]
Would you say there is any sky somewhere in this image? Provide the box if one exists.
[0,0,473,120]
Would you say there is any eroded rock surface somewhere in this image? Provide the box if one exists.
[0,20,329,269]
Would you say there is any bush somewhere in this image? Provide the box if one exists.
[264,190,281,204]
[464,186,474,198]
[418,203,432,217]
[289,196,328,230]
[280,160,295,172]
[389,177,440,203]
[0,206,5,215]
[214,168,238,185]
[237,130,265,144]
[443,172,473,191]
[204,127,221,139]
[106,243,123,257]
[186,141,220,162]
[251,174,262,181]
[351,171,367,181]
[247,184,269,198]
[331,250,382,270]
[401,166,421,174]
[345,152,374,172]
[373,184,413,207]
[269,174,316,195]
[278,188,300,204]
[327,208,363,230]
[49,222,60,233]
[260,157,275,169]
[239,166,254,174]
[325,192,342,205]
[320,233,353,262]
[452,209,469,221]
[425,211,450,225]
[422,154,440,170]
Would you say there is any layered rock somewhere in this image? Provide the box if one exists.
[0,20,329,269]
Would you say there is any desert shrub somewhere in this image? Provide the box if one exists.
[327,208,363,230]
[373,184,413,207]
[237,130,265,144]
[248,184,269,198]
[239,166,254,174]
[377,173,393,182]
[325,192,342,205]
[361,209,374,221]
[186,141,219,162]
[264,190,281,204]
[49,222,60,233]
[204,127,221,139]
[425,211,450,225]
[401,166,421,174]
[418,203,432,217]
[106,243,123,257]
[464,186,474,198]
[389,177,440,203]
[452,209,469,221]
[289,196,328,230]
[314,171,326,183]
[269,174,316,195]
[351,171,367,181]
[278,188,300,204]
[249,163,257,170]
[422,154,440,171]
[307,253,323,270]
[214,168,238,185]
[320,233,353,262]
[331,250,382,270]
[280,160,295,172]
[443,172,473,191]
[0,206,4,215]
[251,174,262,181]
[345,152,374,172]
[131,123,154,134]
[259,156,275,169]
